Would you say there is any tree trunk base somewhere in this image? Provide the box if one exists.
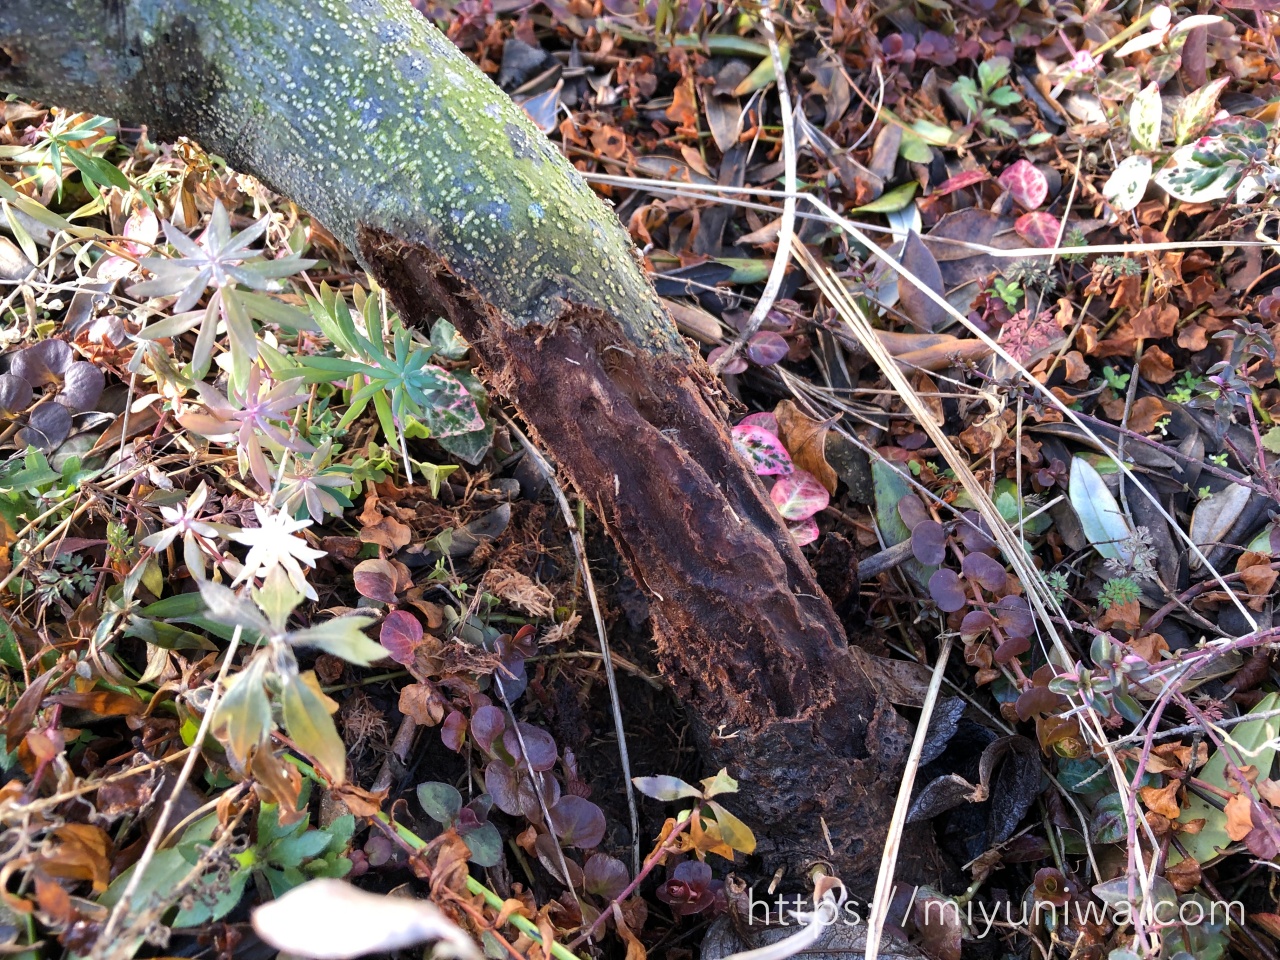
[360,229,950,893]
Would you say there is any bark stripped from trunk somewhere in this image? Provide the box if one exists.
[0,0,944,885]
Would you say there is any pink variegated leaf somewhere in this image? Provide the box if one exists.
[1014,212,1061,248]
[934,170,990,196]
[998,160,1048,209]
[770,470,830,521]
[739,411,780,435]
[789,518,820,546]
[731,424,794,475]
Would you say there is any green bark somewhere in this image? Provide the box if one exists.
[0,0,682,354]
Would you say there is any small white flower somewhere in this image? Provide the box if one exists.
[231,503,327,601]
[141,482,223,576]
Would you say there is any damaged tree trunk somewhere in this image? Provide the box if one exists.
[0,0,939,886]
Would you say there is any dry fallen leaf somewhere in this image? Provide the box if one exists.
[775,400,838,494]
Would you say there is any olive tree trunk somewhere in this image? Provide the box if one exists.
[0,0,936,886]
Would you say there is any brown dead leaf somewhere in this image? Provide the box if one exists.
[40,824,112,892]
[1129,396,1171,433]
[1128,632,1169,665]
[48,690,145,717]
[774,401,838,494]
[399,682,446,726]
[1140,780,1181,819]
[1062,351,1090,383]
[1177,322,1209,351]
[360,514,412,551]
[1257,778,1280,808]
[1165,856,1202,894]
[1131,303,1179,340]
[590,125,628,160]
[1224,790,1255,842]
[1138,345,1175,384]
[330,782,386,817]
[1236,552,1278,610]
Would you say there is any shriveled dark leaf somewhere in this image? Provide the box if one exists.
[928,569,968,612]
[534,831,584,888]
[0,374,33,416]
[10,339,71,387]
[961,553,1008,593]
[980,735,1042,845]
[503,722,557,772]
[899,231,946,332]
[57,361,104,412]
[911,521,947,565]
[471,705,506,754]
[16,402,72,451]
[908,773,981,822]
[584,854,630,901]
[548,795,607,848]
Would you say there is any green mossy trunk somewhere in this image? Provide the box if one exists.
[0,0,941,888]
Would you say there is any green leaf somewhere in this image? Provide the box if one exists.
[417,781,464,824]
[1068,456,1134,565]
[286,615,384,665]
[65,145,131,190]
[196,578,273,636]
[699,769,739,798]
[282,673,347,783]
[1089,792,1128,844]
[269,829,333,868]
[849,181,919,214]
[212,657,273,764]
[1129,81,1162,151]
[461,822,503,867]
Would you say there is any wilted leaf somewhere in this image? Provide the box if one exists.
[633,775,702,801]
[898,230,946,332]
[289,616,385,665]
[252,879,481,960]
[1189,482,1251,569]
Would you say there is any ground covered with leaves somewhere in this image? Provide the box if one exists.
[1,0,1280,958]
